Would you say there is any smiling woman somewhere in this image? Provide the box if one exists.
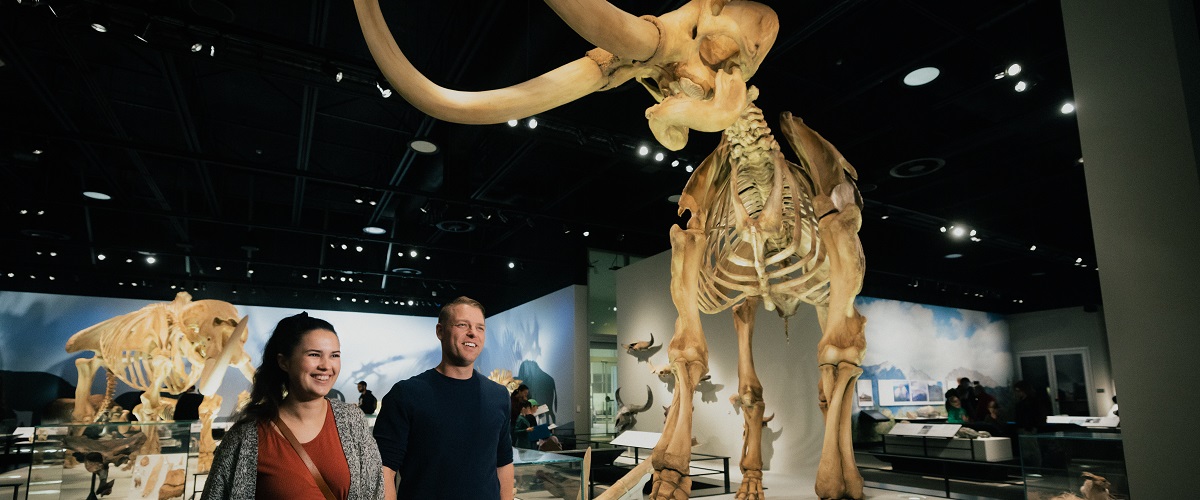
[202,313,385,500]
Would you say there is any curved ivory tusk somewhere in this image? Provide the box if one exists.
[542,0,659,61]
[353,0,609,124]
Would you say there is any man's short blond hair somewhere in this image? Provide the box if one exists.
[438,296,485,324]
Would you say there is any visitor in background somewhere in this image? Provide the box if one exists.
[972,382,996,422]
[955,378,978,418]
[510,384,530,426]
[945,390,970,423]
[357,381,377,415]
[512,401,535,449]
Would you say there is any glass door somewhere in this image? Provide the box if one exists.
[1017,348,1094,416]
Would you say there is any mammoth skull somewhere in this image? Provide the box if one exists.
[614,385,653,433]
[352,0,778,151]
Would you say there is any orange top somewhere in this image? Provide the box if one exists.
[256,401,351,500]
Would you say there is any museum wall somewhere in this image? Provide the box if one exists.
[615,251,1015,474]
[1007,306,1114,416]
[0,286,585,426]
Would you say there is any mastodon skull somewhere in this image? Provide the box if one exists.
[614,386,653,433]
[352,0,778,151]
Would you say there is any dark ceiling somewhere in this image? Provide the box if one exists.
[0,0,1101,318]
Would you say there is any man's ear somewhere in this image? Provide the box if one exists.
[435,323,445,341]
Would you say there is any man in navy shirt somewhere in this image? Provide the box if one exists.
[374,296,514,500]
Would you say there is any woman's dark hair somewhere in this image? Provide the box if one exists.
[944,389,960,410]
[238,312,337,423]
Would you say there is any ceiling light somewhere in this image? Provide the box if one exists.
[89,8,109,33]
[1076,257,1083,263]
[685,165,694,173]
[671,160,680,167]
[145,256,156,264]
[322,62,344,82]
[49,252,56,257]
[637,145,649,156]
[951,227,966,237]
[302,274,308,279]
[881,214,890,219]
[355,198,363,204]
[526,118,538,129]
[408,300,414,306]
[410,140,438,153]
[209,45,216,57]
[355,245,363,252]
[994,72,1006,80]
[363,226,386,235]
[945,253,963,259]
[191,43,204,53]
[507,119,518,127]
[1029,245,1037,251]
[32,149,43,155]
[508,261,516,269]
[410,250,418,258]
[940,226,948,233]
[1006,63,1022,76]
[336,296,342,301]
[351,297,357,302]
[376,81,392,98]
[654,152,665,162]
[903,67,940,86]
[83,191,111,200]
[248,269,254,274]
[582,231,590,237]
[340,244,348,250]
[971,237,981,242]
[125,258,133,263]
[369,200,377,206]
[1014,81,1028,92]
[215,266,222,271]
[1060,102,1076,114]
[969,229,977,236]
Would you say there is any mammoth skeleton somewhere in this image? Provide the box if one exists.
[353,0,867,498]
[65,292,254,470]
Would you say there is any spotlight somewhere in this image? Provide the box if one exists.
[1030,245,1037,251]
[671,160,679,167]
[1006,63,1022,76]
[408,300,414,306]
[97,253,107,261]
[951,227,966,237]
[685,165,694,173]
[410,250,418,258]
[322,62,344,82]
[355,245,363,252]
[637,145,649,156]
[376,80,393,98]
[507,119,518,127]
[508,261,516,269]
[526,118,538,129]
[1060,102,1076,114]
[83,190,112,200]
[215,266,222,271]
[654,152,665,162]
[191,43,204,53]
[1014,80,1028,92]
[341,244,347,250]
[362,226,386,235]
[145,256,157,264]
[89,7,110,33]
[582,231,590,237]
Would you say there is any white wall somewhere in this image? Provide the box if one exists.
[1006,306,1113,416]
[616,251,827,474]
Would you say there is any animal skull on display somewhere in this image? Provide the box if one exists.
[352,0,777,151]
[625,333,655,353]
[614,386,653,433]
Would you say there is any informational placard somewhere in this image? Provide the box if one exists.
[611,430,663,449]
[856,379,874,408]
[877,379,946,406]
[888,422,961,438]
[1046,415,1120,428]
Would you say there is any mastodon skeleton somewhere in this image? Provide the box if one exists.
[65,292,254,471]
[353,0,867,498]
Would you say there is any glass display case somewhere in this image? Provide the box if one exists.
[514,447,584,500]
[1020,431,1128,499]
[27,420,197,500]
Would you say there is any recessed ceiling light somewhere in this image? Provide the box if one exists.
[1006,63,1022,76]
[507,119,518,127]
[409,140,438,154]
[408,300,414,306]
[671,160,680,167]
[97,253,107,261]
[1030,245,1037,251]
[1014,80,1028,92]
[685,165,694,173]
[32,149,43,155]
[191,43,203,53]
[637,145,649,156]
[362,226,386,235]
[355,245,363,252]
[945,253,963,259]
[582,231,590,237]
[903,67,940,86]
[145,256,156,264]
[1060,102,1075,114]
[508,261,516,269]
[83,191,112,200]
[409,250,418,257]
[215,266,222,271]
[526,118,538,129]
[654,152,665,162]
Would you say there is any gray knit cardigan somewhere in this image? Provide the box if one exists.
[200,399,385,500]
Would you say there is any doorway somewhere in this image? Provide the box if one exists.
[1017,348,1094,416]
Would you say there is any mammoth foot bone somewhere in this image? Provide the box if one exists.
[736,469,765,500]
[649,468,691,500]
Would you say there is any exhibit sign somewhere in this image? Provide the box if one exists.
[856,379,874,408]
[877,379,945,406]
[888,422,961,438]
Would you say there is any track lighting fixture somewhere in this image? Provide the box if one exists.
[322,61,343,82]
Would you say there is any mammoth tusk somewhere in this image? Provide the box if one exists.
[353,0,610,124]
[542,0,659,62]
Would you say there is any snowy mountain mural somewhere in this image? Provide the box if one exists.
[854,296,1014,419]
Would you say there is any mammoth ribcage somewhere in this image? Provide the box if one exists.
[99,341,197,394]
[696,156,831,316]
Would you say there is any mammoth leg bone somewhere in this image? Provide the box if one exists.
[732,296,766,500]
[650,224,711,500]
[72,357,103,422]
[197,394,223,473]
